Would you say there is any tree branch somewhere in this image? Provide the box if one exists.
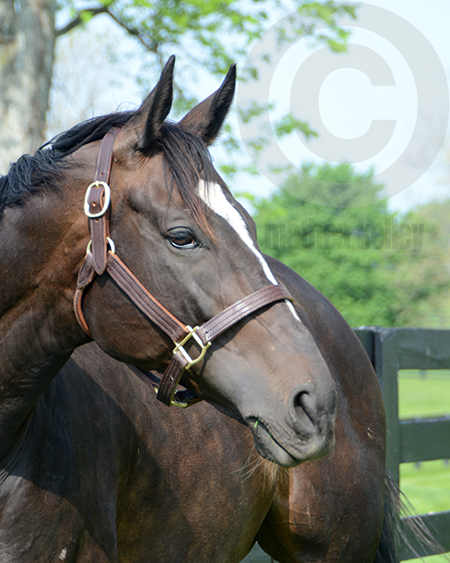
[103,11,159,52]
[56,6,110,37]
[55,3,159,53]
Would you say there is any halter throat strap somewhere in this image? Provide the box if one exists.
[74,130,294,408]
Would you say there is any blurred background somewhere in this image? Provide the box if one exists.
[1,1,449,561]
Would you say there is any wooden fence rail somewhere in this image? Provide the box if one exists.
[354,327,450,561]
[243,327,450,562]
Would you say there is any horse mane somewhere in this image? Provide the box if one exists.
[0,112,216,231]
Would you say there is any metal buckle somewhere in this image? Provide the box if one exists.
[173,325,211,371]
[84,181,111,218]
[86,237,115,255]
[153,387,190,409]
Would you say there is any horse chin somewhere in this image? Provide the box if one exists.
[248,418,335,468]
[248,419,300,468]
[254,441,300,468]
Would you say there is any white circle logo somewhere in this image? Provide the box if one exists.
[237,4,449,206]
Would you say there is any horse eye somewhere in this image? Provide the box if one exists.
[168,230,199,249]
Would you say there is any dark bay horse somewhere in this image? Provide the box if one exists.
[0,58,389,562]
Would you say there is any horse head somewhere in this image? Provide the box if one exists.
[68,57,337,467]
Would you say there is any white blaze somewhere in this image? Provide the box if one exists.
[197,180,301,322]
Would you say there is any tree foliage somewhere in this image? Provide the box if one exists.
[251,162,450,327]
[0,0,356,172]
[400,199,450,328]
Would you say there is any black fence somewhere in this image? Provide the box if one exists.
[243,327,450,562]
[355,327,450,560]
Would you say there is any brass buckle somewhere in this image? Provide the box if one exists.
[173,325,211,371]
[153,387,191,409]
[84,181,111,218]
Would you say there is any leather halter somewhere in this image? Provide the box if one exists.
[73,128,294,408]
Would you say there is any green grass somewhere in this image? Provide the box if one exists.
[398,371,450,562]
[408,557,449,563]
[400,461,450,515]
[399,371,450,420]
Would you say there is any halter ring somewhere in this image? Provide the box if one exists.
[86,237,116,255]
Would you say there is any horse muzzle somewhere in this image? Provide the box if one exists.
[245,382,337,468]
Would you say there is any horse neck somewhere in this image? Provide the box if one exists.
[0,186,88,458]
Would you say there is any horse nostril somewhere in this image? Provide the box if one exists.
[290,390,316,434]
[293,390,306,409]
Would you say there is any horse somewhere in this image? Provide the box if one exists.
[0,57,389,562]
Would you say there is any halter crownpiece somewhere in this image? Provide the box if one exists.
[74,129,295,407]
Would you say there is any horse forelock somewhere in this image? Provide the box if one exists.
[154,122,217,237]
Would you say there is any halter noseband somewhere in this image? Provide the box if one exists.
[73,128,294,408]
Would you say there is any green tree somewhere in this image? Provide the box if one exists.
[400,199,450,328]
[0,0,355,172]
[252,162,449,327]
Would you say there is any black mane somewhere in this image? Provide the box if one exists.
[0,112,216,225]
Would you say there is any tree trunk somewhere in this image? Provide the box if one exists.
[0,0,56,174]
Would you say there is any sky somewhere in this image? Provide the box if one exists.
[53,0,450,213]
[234,0,450,212]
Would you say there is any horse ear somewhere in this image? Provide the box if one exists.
[126,56,175,151]
[178,64,236,145]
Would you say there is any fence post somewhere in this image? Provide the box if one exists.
[373,328,401,485]
[354,327,402,484]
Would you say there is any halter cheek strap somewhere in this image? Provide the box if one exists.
[74,130,295,408]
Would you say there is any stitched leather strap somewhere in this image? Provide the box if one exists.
[87,128,120,274]
[200,284,292,343]
[157,354,189,405]
[74,129,295,408]
[126,364,202,408]
[156,284,293,406]
[107,253,188,343]
[78,252,293,405]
